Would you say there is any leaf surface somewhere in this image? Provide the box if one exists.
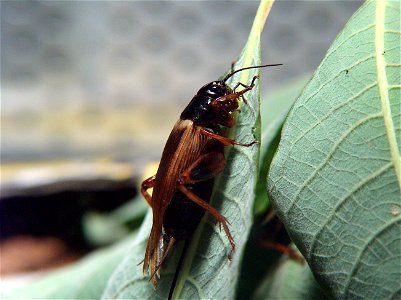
[268,1,401,299]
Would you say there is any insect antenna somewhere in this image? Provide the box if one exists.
[222,63,283,82]
[168,239,190,300]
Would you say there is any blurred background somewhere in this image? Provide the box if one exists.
[2,0,363,162]
[1,0,363,289]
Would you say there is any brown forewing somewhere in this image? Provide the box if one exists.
[143,118,208,283]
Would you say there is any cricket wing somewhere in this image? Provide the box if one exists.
[143,119,206,286]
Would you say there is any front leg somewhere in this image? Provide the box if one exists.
[231,76,259,105]
[213,75,259,107]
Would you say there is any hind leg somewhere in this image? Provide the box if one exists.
[176,152,235,253]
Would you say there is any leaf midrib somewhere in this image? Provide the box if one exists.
[375,0,401,190]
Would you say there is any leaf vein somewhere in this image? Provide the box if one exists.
[269,82,378,192]
[286,112,383,215]
[375,0,401,190]
[325,24,375,57]
[309,162,392,261]
[301,55,375,108]
[343,215,401,297]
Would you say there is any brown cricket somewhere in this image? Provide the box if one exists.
[141,64,281,287]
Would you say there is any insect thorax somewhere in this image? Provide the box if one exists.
[180,81,232,126]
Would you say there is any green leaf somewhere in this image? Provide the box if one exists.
[83,196,148,246]
[2,232,137,299]
[268,1,401,299]
[252,248,327,300]
[101,1,274,298]
[254,75,311,215]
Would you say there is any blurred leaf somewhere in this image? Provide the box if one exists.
[254,75,310,215]
[252,248,327,300]
[101,1,275,299]
[268,1,401,299]
[111,195,148,222]
[83,196,148,246]
[2,231,138,299]
[83,212,130,246]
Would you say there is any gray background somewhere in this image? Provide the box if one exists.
[1,1,363,162]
